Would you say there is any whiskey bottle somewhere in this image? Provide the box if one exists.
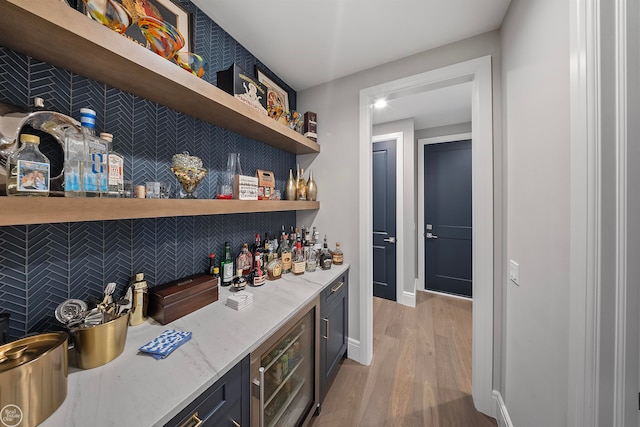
[252,254,266,286]
[6,134,50,197]
[332,242,344,265]
[291,241,306,275]
[100,132,124,198]
[278,233,292,274]
[221,242,234,286]
[250,233,264,273]
[236,243,252,278]
[320,235,333,270]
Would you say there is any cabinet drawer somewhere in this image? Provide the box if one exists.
[321,273,348,307]
[165,355,249,427]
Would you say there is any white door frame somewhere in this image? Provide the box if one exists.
[417,132,472,296]
[372,132,404,305]
[359,55,494,415]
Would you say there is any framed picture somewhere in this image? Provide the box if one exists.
[256,66,290,114]
[80,0,192,53]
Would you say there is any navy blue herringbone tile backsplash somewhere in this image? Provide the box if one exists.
[0,0,298,341]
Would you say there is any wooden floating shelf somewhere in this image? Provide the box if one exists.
[0,0,320,155]
[0,198,320,226]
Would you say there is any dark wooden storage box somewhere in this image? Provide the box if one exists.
[148,274,219,325]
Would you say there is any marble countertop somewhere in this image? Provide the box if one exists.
[41,264,350,427]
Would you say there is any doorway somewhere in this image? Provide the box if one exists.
[372,138,397,301]
[359,56,494,416]
[421,137,473,298]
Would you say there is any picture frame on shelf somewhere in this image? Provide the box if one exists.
[78,0,192,53]
[256,66,290,116]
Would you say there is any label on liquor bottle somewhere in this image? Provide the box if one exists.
[16,160,49,192]
[223,263,234,283]
[281,253,292,271]
[292,261,305,275]
[332,254,343,264]
[108,154,124,186]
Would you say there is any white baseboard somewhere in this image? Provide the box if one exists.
[347,337,361,363]
[493,391,514,427]
[402,290,416,307]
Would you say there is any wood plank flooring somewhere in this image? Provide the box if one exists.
[310,291,497,427]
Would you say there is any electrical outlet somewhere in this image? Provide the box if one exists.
[509,260,519,285]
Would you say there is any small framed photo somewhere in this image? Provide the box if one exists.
[256,66,290,113]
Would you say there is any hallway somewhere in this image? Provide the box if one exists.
[311,292,497,427]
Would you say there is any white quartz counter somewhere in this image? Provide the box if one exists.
[40,264,350,427]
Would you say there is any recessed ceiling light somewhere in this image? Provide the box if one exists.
[374,99,387,109]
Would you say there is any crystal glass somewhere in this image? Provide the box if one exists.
[83,0,132,34]
[171,167,207,199]
[138,16,185,59]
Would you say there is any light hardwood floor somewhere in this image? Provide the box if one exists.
[310,291,497,427]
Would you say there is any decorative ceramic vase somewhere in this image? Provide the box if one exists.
[306,170,317,201]
[285,169,297,201]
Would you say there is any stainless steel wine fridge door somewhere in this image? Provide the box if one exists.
[251,296,320,427]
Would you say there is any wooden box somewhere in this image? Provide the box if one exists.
[256,169,275,200]
[148,274,219,325]
[233,175,258,200]
[303,111,317,142]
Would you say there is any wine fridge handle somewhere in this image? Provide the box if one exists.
[322,317,329,340]
[259,367,265,427]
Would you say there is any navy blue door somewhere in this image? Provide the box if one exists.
[372,139,397,301]
[424,140,472,297]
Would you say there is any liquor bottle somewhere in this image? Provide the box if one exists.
[278,233,292,274]
[6,134,50,197]
[207,253,216,275]
[305,243,317,272]
[252,254,266,286]
[332,242,344,265]
[221,242,233,286]
[79,108,108,197]
[64,124,84,197]
[250,233,264,273]
[236,243,252,278]
[320,235,333,270]
[266,257,282,280]
[100,132,124,198]
[291,241,306,275]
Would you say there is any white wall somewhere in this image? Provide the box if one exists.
[501,0,570,425]
[415,122,472,140]
[296,30,503,384]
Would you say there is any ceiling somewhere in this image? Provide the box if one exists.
[192,0,510,129]
[372,81,472,129]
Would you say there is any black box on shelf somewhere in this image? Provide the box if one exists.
[217,64,268,115]
[303,111,317,142]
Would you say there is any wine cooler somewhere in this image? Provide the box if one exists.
[251,297,319,427]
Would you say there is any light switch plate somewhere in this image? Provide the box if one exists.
[509,260,519,285]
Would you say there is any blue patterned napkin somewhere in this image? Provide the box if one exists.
[139,330,192,360]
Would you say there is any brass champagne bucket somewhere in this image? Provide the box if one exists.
[0,332,68,427]
[69,312,129,369]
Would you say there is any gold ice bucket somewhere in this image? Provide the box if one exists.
[0,332,68,427]
[69,312,129,369]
